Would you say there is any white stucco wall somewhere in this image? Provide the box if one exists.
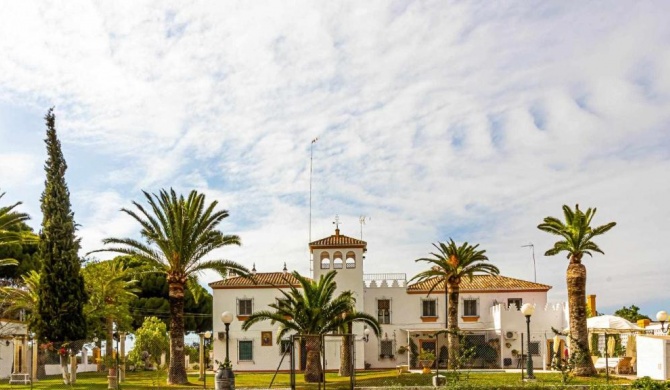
[493,303,568,369]
[360,281,563,370]
[637,335,670,380]
[212,285,295,372]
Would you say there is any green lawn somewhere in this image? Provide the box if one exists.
[0,370,633,389]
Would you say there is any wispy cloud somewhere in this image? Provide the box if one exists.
[0,1,669,315]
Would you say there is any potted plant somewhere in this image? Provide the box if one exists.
[418,349,435,374]
[214,359,235,390]
[397,345,408,355]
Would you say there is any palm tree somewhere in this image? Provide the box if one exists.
[538,204,616,376]
[90,189,248,384]
[241,271,381,382]
[411,239,499,369]
[0,270,40,321]
[0,191,38,266]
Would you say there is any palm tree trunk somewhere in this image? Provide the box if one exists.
[567,262,596,376]
[168,279,188,384]
[447,282,460,369]
[304,335,322,383]
[106,316,114,362]
[339,335,352,376]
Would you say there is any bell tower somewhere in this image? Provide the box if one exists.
[309,222,366,311]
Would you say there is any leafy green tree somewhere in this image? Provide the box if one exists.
[128,316,169,369]
[117,255,213,333]
[614,305,650,323]
[538,204,616,376]
[411,239,499,369]
[91,189,247,384]
[83,259,139,357]
[242,271,381,383]
[34,108,88,349]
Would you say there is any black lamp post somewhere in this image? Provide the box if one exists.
[113,332,120,390]
[657,311,669,333]
[203,331,211,389]
[216,311,234,390]
[520,303,535,380]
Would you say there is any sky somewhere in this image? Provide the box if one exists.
[0,1,669,318]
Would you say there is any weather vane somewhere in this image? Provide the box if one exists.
[333,214,341,229]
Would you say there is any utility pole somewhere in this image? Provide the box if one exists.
[521,243,537,282]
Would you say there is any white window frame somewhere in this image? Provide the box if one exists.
[421,298,438,318]
[237,298,254,316]
[463,298,479,317]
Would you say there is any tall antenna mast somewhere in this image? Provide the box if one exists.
[309,137,318,243]
[359,216,370,240]
[309,137,318,273]
[521,243,537,282]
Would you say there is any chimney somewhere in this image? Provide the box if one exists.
[587,294,597,316]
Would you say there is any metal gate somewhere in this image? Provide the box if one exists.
[289,334,355,390]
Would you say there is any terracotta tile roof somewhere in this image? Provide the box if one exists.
[209,272,307,289]
[309,229,366,248]
[406,275,551,293]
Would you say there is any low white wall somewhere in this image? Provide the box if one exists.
[637,335,669,380]
[44,363,98,376]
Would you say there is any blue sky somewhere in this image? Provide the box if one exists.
[1,1,669,317]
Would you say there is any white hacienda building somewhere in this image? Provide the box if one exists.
[210,228,570,372]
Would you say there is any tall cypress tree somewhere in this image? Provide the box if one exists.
[34,108,88,344]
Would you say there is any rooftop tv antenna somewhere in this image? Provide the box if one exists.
[333,214,341,230]
[521,243,537,282]
[359,215,370,240]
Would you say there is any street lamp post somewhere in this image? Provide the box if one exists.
[203,331,211,390]
[520,303,535,380]
[216,311,234,390]
[656,311,669,333]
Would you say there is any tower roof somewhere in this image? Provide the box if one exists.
[309,228,367,249]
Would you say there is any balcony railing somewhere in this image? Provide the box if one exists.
[363,273,406,281]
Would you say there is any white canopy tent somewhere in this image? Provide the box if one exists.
[564,315,643,334]
[564,315,643,378]
[586,315,643,333]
